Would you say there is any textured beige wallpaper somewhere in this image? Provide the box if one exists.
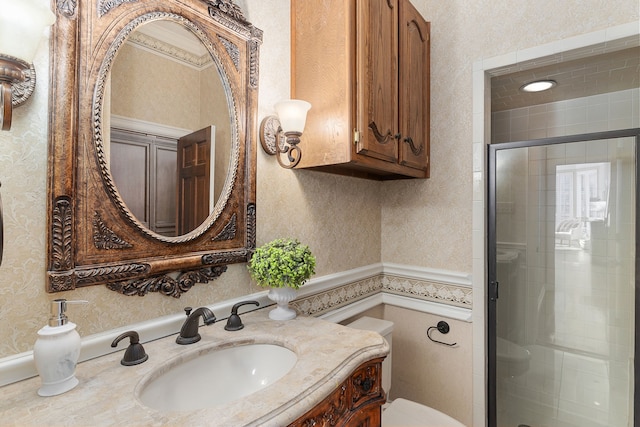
[381,0,640,272]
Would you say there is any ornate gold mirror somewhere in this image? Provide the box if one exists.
[47,0,262,297]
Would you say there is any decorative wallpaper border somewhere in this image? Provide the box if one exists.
[292,272,473,317]
[382,275,473,308]
[292,276,383,317]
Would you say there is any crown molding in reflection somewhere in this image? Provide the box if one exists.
[110,115,191,139]
[127,31,213,70]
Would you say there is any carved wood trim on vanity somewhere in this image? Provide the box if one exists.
[289,358,385,427]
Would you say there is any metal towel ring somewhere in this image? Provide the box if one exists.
[427,321,457,347]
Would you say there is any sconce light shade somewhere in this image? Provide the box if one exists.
[0,0,56,63]
[274,99,311,134]
[259,99,311,169]
[0,0,55,131]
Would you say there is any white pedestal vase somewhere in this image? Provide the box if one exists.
[267,287,297,320]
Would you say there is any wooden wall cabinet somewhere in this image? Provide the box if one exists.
[292,0,430,180]
[289,358,385,427]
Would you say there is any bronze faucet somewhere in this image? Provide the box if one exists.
[176,307,216,345]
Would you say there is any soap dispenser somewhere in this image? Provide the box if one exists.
[33,299,88,397]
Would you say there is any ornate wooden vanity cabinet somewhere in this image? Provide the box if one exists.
[291,0,430,180]
[289,358,385,427]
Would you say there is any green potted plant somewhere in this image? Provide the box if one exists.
[248,238,316,320]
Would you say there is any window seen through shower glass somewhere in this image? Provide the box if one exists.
[555,162,610,248]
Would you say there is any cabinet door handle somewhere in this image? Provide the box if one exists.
[361,377,374,392]
[403,136,424,156]
[368,121,394,144]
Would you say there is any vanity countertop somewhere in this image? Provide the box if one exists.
[0,309,388,426]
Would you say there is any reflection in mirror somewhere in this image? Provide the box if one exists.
[106,20,232,237]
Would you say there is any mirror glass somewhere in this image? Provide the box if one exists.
[105,20,232,237]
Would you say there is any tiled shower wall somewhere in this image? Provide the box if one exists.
[492,88,640,144]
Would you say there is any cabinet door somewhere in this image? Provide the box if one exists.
[153,142,177,236]
[345,405,382,427]
[355,0,399,163]
[176,126,212,235]
[398,0,430,174]
[110,139,150,228]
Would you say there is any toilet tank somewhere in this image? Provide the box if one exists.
[346,316,394,395]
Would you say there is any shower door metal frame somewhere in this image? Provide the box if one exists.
[487,128,640,427]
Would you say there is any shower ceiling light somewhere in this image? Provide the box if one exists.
[520,79,557,93]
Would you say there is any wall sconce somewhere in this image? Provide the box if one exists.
[259,99,311,169]
[0,0,56,131]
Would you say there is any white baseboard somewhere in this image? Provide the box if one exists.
[383,263,472,287]
[319,293,472,323]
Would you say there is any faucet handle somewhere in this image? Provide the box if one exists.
[111,331,149,366]
[225,301,260,331]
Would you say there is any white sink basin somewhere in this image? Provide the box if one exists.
[137,343,297,411]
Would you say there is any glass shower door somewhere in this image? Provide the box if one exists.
[488,130,639,427]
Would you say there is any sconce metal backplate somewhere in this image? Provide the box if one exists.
[11,64,36,107]
[259,115,286,155]
[0,55,36,108]
[0,55,36,130]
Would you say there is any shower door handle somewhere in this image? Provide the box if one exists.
[489,281,499,301]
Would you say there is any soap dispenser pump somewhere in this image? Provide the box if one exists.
[33,299,88,397]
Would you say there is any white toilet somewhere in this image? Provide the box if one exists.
[347,316,466,427]
[496,337,531,377]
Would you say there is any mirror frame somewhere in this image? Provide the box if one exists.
[46,0,261,297]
